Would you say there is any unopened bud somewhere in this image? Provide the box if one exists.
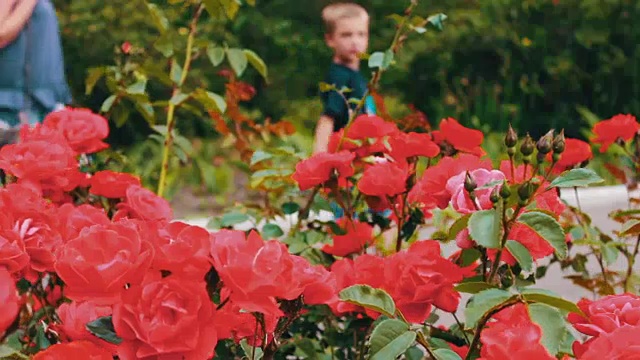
[490,187,500,203]
[499,182,511,199]
[507,147,516,157]
[520,133,535,156]
[536,130,554,155]
[552,152,561,163]
[518,182,533,201]
[616,137,626,147]
[505,124,518,148]
[464,171,477,193]
[552,129,565,154]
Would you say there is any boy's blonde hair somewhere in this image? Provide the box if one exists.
[322,3,369,34]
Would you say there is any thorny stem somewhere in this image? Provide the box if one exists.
[291,186,320,235]
[488,200,510,283]
[416,331,438,360]
[465,299,522,360]
[157,4,204,197]
[452,312,471,344]
[624,234,640,292]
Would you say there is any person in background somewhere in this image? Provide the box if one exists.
[313,2,376,154]
[0,0,72,145]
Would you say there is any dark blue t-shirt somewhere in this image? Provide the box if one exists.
[320,63,375,132]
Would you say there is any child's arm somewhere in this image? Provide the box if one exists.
[313,115,335,154]
[0,0,37,49]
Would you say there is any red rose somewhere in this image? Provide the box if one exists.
[53,204,110,243]
[357,161,408,197]
[121,41,132,54]
[42,108,109,154]
[550,138,593,173]
[112,275,218,360]
[0,219,29,274]
[569,294,640,337]
[478,303,555,360]
[57,301,116,352]
[432,117,485,156]
[388,132,440,160]
[345,114,400,140]
[32,341,112,360]
[292,150,355,191]
[115,185,173,223]
[328,255,386,317]
[383,241,466,322]
[214,291,279,346]
[0,139,81,191]
[592,114,639,153]
[89,170,141,199]
[149,221,212,279]
[0,267,19,335]
[574,325,640,359]
[322,219,373,257]
[54,220,154,305]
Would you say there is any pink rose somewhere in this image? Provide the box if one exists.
[446,169,505,213]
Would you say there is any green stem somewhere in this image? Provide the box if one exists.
[624,234,640,292]
[157,4,203,197]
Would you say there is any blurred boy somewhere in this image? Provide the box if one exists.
[313,3,376,154]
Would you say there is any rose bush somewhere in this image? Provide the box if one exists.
[0,102,638,360]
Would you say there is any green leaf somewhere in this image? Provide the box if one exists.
[368,51,385,69]
[226,48,248,76]
[464,289,515,328]
[100,95,117,113]
[521,290,582,314]
[240,338,264,360]
[433,348,463,360]
[220,212,250,227]
[339,285,396,317]
[86,316,123,345]
[250,150,273,166]
[135,101,155,125]
[85,67,106,95]
[154,32,174,57]
[547,168,604,189]
[368,319,416,360]
[517,211,567,259]
[454,281,497,294]
[505,240,534,272]
[244,49,268,80]
[282,202,300,215]
[192,89,227,113]
[262,223,284,238]
[528,303,568,355]
[620,219,640,236]
[448,214,471,240]
[170,62,183,85]
[602,243,619,265]
[468,209,501,249]
[207,46,225,67]
[0,345,22,358]
[169,91,190,106]
[404,346,425,360]
[146,3,169,33]
[426,13,448,31]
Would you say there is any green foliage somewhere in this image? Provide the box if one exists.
[468,209,501,249]
[517,211,567,259]
[368,320,416,360]
[547,168,605,189]
[339,285,396,318]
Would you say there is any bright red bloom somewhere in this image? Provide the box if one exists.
[210,230,335,317]
[409,154,492,209]
[574,325,640,359]
[41,108,109,154]
[358,160,408,197]
[113,275,218,360]
[345,114,400,140]
[478,303,554,360]
[388,132,440,160]
[292,151,355,191]
[214,289,279,346]
[0,267,19,335]
[569,294,640,337]
[89,170,141,199]
[32,341,113,360]
[592,114,639,153]
[383,241,466,322]
[53,204,110,243]
[432,117,485,156]
[148,221,212,279]
[0,138,81,192]
[57,301,116,352]
[322,219,374,257]
[550,138,593,173]
[114,185,173,223]
[0,218,29,274]
[328,255,386,317]
[54,219,154,305]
